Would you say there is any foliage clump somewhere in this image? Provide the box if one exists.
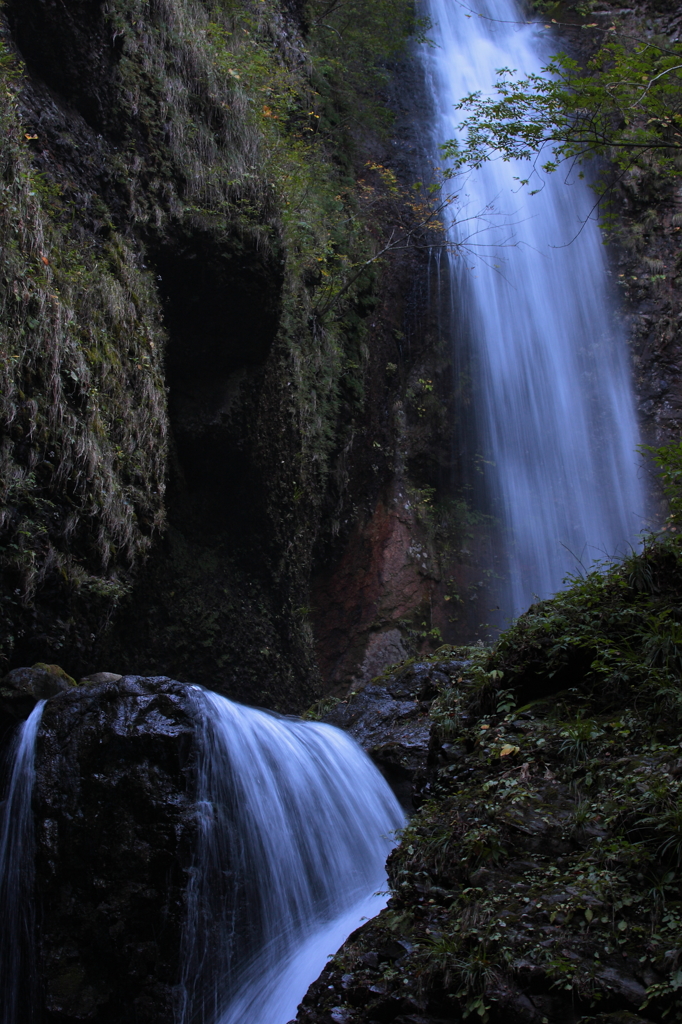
[297,536,682,1023]
[446,41,682,182]
[440,0,682,214]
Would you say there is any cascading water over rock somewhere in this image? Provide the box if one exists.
[423,0,646,623]
[0,701,45,1024]
[180,688,405,1024]
[0,679,402,1024]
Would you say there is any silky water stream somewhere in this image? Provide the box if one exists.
[0,701,45,1024]
[0,691,402,1024]
[180,688,405,1024]
[423,0,646,623]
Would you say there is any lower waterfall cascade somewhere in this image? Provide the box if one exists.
[180,688,405,1024]
[423,0,647,624]
[0,688,403,1024]
[0,702,45,1024]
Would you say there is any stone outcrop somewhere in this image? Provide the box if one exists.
[321,656,470,810]
[32,676,196,1024]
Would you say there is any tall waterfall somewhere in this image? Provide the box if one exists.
[0,702,45,1024]
[423,0,646,622]
[180,688,404,1024]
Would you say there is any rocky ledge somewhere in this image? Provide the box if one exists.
[317,657,470,810]
[296,541,682,1024]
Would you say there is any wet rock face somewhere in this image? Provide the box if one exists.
[33,676,196,1024]
[295,635,675,1024]
[4,0,123,137]
[322,659,469,811]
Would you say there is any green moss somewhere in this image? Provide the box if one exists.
[0,0,423,683]
[0,38,167,668]
[30,662,77,687]
[302,540,682,1021]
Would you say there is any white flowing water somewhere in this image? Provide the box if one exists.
[180,688,405,1024]
[423,0,646,622]
[0,702,45,1024]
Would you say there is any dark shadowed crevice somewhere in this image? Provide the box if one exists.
[4,0,123,137]
[153,227,282,532]
[96,229,302,704]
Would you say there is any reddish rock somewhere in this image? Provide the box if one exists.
[312,487,439,692]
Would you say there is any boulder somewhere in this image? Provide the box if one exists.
[319,659,470,810]
[0,663,76,737]
[33,675,196,1024]
[78,672,123,685]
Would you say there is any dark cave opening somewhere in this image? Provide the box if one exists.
[95,229,296,695]
[153,227,282,532]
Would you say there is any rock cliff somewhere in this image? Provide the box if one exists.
[0,0,455,705]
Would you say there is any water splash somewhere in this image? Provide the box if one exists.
[0,701,45,1024]
[180,689,404,1024]
[423,0,646,623]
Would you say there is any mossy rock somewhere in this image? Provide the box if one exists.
[31,663,77,688]
[0,662,75,727]
[296,544,682,1023]
[4,663,75,697]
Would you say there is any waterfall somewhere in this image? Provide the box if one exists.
[423,0,646,622]
[180,688,405,1024]
[0,702,45,1024]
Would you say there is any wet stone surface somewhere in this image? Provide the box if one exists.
[33,675,197,1024]
[322,660,470,810]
